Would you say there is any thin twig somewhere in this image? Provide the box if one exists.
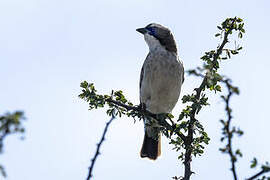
[107,98,137,111]
[86,114,116,180]
[246,169,270,180]
[223,80,238,180]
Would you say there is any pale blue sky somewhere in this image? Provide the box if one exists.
[1,0,270,179]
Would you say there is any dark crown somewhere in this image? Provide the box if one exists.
[146,23,177,53]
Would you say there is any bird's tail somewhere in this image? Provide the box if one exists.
[140,133,161,160]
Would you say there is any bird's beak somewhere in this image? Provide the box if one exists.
[136,28,148,34]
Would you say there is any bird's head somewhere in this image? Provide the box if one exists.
[136,23,177,53]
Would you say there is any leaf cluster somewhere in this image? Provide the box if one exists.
[79,82,142,120]
[0,111,25,177]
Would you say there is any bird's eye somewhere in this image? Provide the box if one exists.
[146,27,155,36]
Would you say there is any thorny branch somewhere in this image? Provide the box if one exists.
[182,18,238,180]
[246,167,270,180]
[210,68,269,180]
[108,98,187,142]
[86,114,116,180]
[221,79,240,180]
[187,66,242,180]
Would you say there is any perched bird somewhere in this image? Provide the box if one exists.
[137,23,184,160]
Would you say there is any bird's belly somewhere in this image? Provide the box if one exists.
[147,63,182,114]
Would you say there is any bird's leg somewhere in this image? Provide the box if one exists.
[138,102,146,112]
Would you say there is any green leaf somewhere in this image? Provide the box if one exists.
[238,32,243,38]
[251,158,258,168]
[215,85,222,92]
[232,87,240,95]
[235,149,243,157]
[178,112,184,121]
[237,18,243,22]
[237,47,243,51]
[219,147,227,153]
[80,81,88,88]
[167,113,174,119]
[231,50,239,55]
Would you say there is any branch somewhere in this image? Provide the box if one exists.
[103,97,187,142]
[182,18,237,180]
[246,160,270,180]
[86,114,116,180]
[223,79,238,180]
[190,75,242,180]
[109,98,187,142]
[246,169,269,180]
[187,71,241,180]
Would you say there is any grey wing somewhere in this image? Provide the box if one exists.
[139,54,150,104]
[139,64,144,91]
[182,66,185,83]
[179,59,185,83]
[139,62,145,104]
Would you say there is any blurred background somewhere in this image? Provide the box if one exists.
[0,0,269,179]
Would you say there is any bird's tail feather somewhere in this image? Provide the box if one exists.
[140,134,161,160]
